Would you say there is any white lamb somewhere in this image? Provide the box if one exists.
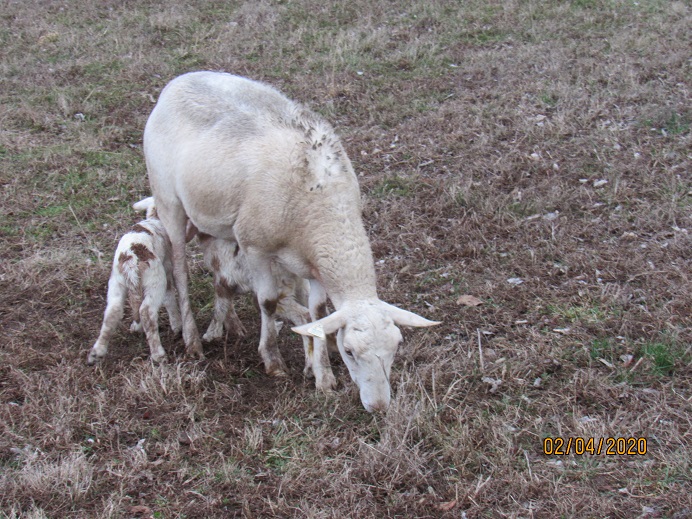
[190,227,316,376]
[144,71,439,412]
[87,197,181,364]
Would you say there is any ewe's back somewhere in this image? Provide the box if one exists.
[145,71,360,246]
[159,72,313,141]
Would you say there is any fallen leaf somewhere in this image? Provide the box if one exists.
[620,354,634,367]
[438,500,458,511]
[178,432,192,446]
[128,505,152,516]
[457,295,483,307]
[598,358,615,369]
[482,377,502,393]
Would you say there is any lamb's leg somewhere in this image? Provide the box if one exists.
[128,290,143,332]
[203,276,248,341]
[252,257,288,377]
[140,298,166,363]
[278,298,313,378]
[203,287,228,341]
[88,275,126,365]
[224,303,247,338]
[308,280,337,391]
[139,265,168,362]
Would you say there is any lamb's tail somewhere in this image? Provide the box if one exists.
[117,251,141,289]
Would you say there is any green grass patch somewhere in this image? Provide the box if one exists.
[371,175,417,198]
[639,339,684,376]
[548,302,608,324]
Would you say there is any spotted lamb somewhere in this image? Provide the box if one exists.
[190,228,317,377]
[87,197,181,364]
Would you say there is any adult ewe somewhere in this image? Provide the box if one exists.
[144,71,438,412]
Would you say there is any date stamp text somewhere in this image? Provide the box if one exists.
[542,437,647,456]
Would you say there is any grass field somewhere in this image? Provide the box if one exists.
[1,0,690,517]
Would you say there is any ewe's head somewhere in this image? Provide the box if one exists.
[293,301,439,412]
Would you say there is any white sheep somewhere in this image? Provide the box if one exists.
[144,71,439,412]
[87,197,181,364]
[190,227,316,376]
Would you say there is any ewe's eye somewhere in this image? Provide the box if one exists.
[344,348,354,358]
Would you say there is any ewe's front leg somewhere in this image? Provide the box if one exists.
[308,280,337,392]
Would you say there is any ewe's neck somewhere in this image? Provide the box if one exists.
[307,220,378,308]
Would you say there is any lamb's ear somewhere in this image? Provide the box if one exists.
[132,197,156,219]
[185,220,198,243]
[292,310,348,339]
[380,301,441,328]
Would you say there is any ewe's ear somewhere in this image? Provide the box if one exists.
[380,301,441,328]
[292,310,348,339]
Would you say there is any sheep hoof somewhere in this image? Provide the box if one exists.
[316,373,337,393]
[264,356,289,377]
[185,344,205,360]
[202,331,220,342]
[86,352,101,366]
[150,353,167,363]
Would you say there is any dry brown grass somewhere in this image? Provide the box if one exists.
[1,0,690,517]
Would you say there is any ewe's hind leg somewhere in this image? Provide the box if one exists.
[163,284,182,335]
[88,275,126,365]
[163,211,203,358]
[308,280,337,391]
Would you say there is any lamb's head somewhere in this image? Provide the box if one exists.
[293,301,439,412]
[132,196,158,219]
